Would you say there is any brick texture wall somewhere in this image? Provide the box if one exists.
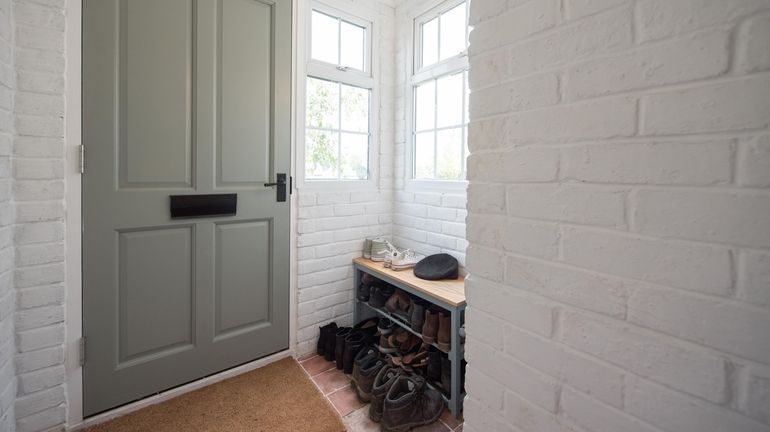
[12,0,67,430]
[463,1,770,431]
[0,0,16,429]
[392,0,468,267]
[295,0,397,356]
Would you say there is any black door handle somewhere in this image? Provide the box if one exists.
[264,173,287,202]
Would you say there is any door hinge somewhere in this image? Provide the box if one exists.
[79,145,85,174]
[79,337,86,366]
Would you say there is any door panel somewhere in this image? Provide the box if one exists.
[215,220,271,338]
[83,0,291,416]
[118,226,194,365]
[121,0,194,188]
[218,0,272,186]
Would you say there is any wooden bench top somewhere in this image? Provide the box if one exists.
[353,257,466,307]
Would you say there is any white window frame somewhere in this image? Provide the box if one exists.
[297,0,379,190]
[405,0,469,192]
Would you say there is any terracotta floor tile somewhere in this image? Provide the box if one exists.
[342,406,380,432]
[297,352,318,362]
[413,419,451,432]
[328,386,365,417]
[301,355,336,377]
[440,408,463,429]
[314,367,352,395]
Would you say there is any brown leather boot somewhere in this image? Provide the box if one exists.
[437,312,451,352]
[421,310,439,344]
[381,375,443,432]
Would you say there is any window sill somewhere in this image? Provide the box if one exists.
[404,178,468,193]
[297,178,379,192]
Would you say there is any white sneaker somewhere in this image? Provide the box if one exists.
[390,249,423,271]
[371,239,396,263]
[384,248,400,268]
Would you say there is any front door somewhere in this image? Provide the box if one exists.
[82,0,291,416]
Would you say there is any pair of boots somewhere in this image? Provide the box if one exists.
[422,309,451,351]
[369,366,444,431]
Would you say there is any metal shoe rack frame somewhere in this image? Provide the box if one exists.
[352,261,466,418]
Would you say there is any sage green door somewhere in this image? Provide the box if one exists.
[82,0,291,416]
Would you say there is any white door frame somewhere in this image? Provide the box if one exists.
[64,0,300,427]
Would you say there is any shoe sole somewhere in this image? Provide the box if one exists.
[422,335,437,344]
[437,341,451,352]
[378,346,397,354]
[390,263,416,270]
[381,406,443,432]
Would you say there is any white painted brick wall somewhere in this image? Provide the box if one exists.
[295,0,396,356]
[464,1,770,432]
[10,0,66,430]
[0,0,15,429]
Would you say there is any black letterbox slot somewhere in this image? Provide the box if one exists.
[170,194,237,219]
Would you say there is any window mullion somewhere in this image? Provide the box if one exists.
[433,78,438,179]
[337,82,343,179]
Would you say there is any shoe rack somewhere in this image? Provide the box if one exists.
[352,257,466,418]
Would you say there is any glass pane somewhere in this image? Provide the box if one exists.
[305,129,339,179]
[306,77,339,129]
[436,128,462,180]
[415,80,435,132]
[421,17,438,68]
[340,133,369,179]
[415,131,435,179]
[340,21,365,71]
[341,84,369,133]
[436,72,463,128]
[440,2,467,61]
[312,11,339,64]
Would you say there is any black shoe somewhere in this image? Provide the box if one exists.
[369,286,386,308]
[334,327,352,370]
[378,318,395,335]
[353,317,379,336]
[440,357,451,394]
[343,331,367,374]
[317,322,337,356]
[351,345,380,396]
[427,346,442,382]
[324,326,337,361]
[357,281,371,302]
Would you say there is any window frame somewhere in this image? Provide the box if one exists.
[406,0,470,192]
[297,0,379,190]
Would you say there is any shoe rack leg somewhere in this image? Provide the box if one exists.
[449,306,462,418]
[353,267,361,324]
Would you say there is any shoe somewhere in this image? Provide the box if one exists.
[441,357,451,394]
[384,248,400,268]
[371,239,396,263]
[353,317,379,337]
[385,290,412,320]
[421,310,439,344]
[391,249,423,271]
[317,322,337,356]
[437,312,451,352]
[369,365,401,423]
[409,300,425,333]
[364,237,382,259]
[378,318,395,335]
[401,344,430,372]
[427,346,442,382]
[388,329,422,356]
[351,345,380,395]
[369,284,394,309]
[343,331,367,374]
[381,375,443,432]
[334,327,352,370]
[324,328,337,362]
[378,333,398,354]
[354,355,386,402]
[357,282,371,302]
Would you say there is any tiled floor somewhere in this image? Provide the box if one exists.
[299,353,463,432]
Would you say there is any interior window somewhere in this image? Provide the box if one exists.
[306,6,373,181]
[412,1,469,181]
